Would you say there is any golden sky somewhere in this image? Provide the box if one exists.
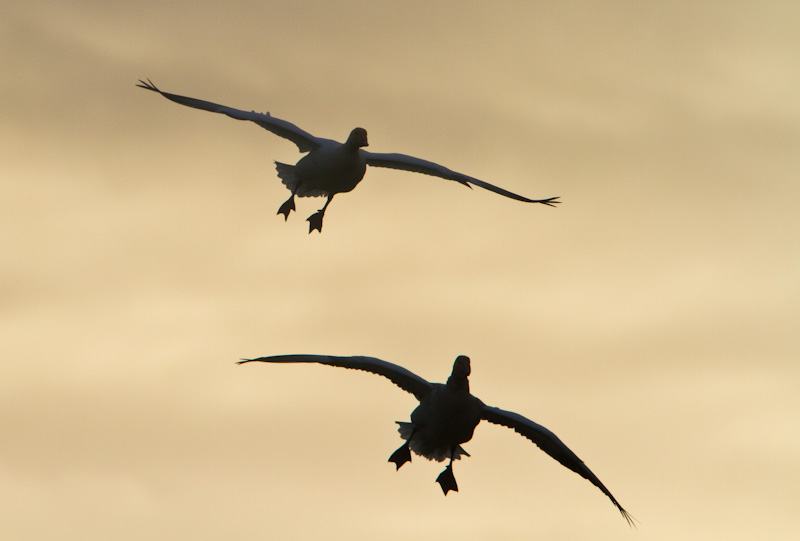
[2,1,799,539]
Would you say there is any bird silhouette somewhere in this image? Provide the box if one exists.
[137,80,559,233]
[238,354,635,526]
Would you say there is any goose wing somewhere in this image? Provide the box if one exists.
[363,151,560,206]
[238,354,433,400]
[481,405,635,526]
[137,79,323,153]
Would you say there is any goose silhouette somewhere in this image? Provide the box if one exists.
[238,354,634,526]
[137,80,559,233]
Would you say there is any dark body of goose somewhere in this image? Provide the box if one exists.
[137,80,560,233]
[238,354,634,526]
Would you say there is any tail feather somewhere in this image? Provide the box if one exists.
[275,161,297,192]
[274,161,326,197]
[396,422,469,462]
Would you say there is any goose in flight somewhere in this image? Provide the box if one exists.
[137,80,560,233]
[238,354,635,526]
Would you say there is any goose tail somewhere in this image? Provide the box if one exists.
[275,161,297,192]
[396,422,469,462]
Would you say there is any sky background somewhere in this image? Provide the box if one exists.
[2,1,799,539]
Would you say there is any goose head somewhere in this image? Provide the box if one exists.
[446,355,471,391]
[347,127,369,148]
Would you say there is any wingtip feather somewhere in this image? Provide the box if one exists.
[619,507,638,529]
[540,196,561,207]
[136,79,159,92]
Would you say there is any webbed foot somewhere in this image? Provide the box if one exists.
[277,195,296,221]
[388,443,412,470]
[436,464,458,495]
[306,211,325,234]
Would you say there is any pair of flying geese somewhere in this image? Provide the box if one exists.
[139,80,634,526]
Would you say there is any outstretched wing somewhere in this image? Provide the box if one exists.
[481,405,635,527]
[364,151,560,207]
[137,79,323,153]
[238,354,433,401]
